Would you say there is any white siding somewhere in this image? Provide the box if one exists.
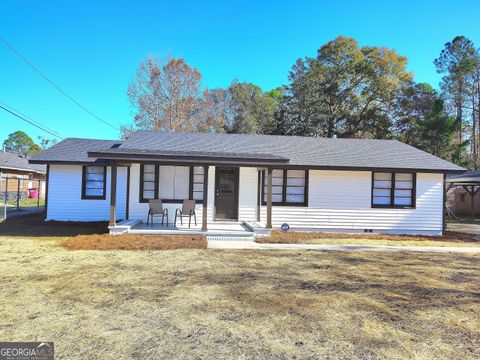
[238,167,258,221]
[47,164,127,221]
[260,170,444,235]
[47,164,444,234]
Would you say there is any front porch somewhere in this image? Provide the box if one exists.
[107,162,277,235]
[109,218,270,239]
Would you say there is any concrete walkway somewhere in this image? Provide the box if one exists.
[207,240,480,253]
[447,222,480,236]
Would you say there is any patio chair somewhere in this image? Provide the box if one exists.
[147,199,168,227]
[174,200,197,228]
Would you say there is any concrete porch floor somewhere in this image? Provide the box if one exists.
[130,221,251,235]
[110,219,269,239]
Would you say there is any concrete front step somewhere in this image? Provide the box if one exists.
[206,235,256,242]
[243,221,271,237]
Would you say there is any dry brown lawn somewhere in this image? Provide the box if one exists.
[1,216,480,359]
[258,230,480,247]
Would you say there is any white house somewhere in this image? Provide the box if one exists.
[30,131,464,236]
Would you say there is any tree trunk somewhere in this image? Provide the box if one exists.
[473,96,478,169]
[456,99,463,144]
[327,118,335,138]
[477,75,480,168]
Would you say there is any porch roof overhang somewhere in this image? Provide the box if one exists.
[87,148,290,166]
[446,175,480,223]
[446,177,480,186]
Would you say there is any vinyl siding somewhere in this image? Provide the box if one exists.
[238,167,258,221]
[46,164,127,221]
[260,170,443,235]
[47,164,444,235]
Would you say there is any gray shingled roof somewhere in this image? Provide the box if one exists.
[448,170,480,179]
[0,151,46,173]
[30,138,121,164]
[31,131,465,172]
[447,170,480,183]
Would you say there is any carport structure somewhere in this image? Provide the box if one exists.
[447,171,480,223]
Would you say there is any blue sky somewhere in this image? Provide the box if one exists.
[1,0,479,143]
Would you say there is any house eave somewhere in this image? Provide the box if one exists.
[29,156,465,174]
[0,165,46,174]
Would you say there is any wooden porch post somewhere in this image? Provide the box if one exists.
[462,185,480,224]
[471,185,474,224]
[266,167,272,229]
[44,165,49,220]
[201,165,209,232]
[257,170,261,222]
[109,162,117,227]
[442,174,446,231]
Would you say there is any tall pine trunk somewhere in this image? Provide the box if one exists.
[472,95,477,169]
[456,99,463,143]
[477,76,480,169]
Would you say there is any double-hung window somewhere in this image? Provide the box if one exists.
[82,166,106,200]
[263,169,284,204]
[190,166,205,201]
[372,172,415,208]
[139,165,205,203]
[262,169,308,206]
[140,164,158,202]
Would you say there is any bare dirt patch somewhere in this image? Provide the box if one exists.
[0,213,108,238]
[61,234,207,250]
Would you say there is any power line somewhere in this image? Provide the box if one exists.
[0,36,119,131]
[0,103,65,140]
[0,100,64,139]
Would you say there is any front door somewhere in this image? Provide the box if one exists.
[215,167,239,220]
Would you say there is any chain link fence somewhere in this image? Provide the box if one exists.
[0,175,46,219]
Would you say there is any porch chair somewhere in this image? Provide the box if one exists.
[174,200,197,228]
[147,199,168,227]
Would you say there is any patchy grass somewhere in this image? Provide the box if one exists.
[448,216,480,225]
[1,234,480,358]
[1,215,479,358]
[61,234,207,250]
[7,198,45,208]
[257,230,480,247]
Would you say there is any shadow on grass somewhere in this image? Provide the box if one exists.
[200,267,480,315]
[0,213,108,238]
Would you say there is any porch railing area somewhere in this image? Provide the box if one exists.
[0,175,46,219]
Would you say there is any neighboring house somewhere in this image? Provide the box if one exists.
[30,131,464,235]
[1,150,46,195]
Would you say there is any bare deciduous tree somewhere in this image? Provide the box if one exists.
[123,56,223,138]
